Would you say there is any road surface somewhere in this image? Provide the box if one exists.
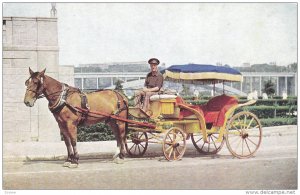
[3,133,297,190]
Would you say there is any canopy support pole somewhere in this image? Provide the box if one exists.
[213,81,215,96]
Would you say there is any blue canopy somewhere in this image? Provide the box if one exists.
[161,64,243,83]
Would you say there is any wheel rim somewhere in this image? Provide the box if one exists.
[163,127,186,161]
[125,131,148,157]
[191,132,224,154]
[226,112,262,158]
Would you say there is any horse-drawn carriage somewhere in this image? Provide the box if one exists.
[125,64,262,161]
[24,64,262,167]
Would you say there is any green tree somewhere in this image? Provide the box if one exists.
[263,80,275,97]
[114,79,124,94]
[287,62,297,72]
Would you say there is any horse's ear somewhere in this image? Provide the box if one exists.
[29,67,34,75]
[39,68,46,77]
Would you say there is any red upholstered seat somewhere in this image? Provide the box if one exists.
[200,94,238,127]
[176,95,238,127]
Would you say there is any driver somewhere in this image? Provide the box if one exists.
[134,58,164,116]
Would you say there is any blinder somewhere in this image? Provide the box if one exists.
[25,76,45,98]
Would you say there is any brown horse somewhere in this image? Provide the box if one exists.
[23,68,128,168]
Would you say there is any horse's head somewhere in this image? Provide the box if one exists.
[24,67,46,107]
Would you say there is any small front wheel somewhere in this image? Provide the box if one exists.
[162,127,187,161]
[226,111,262,158]
[125,131,148,157]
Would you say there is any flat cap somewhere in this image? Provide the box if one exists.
[148,58,160,65]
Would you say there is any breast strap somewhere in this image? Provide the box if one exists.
[49,83,69,113]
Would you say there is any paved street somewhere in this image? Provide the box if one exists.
[3,129,297,190]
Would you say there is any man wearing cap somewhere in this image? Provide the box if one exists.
[134,58,164,116]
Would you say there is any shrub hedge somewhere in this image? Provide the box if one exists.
[77,123,113,142]
[260,117,297,127]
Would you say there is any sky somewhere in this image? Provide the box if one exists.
[3,2,298,67]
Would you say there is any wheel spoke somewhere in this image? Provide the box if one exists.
[139,143,145,149]
[165,145,173,152]
[129,143,135,151]
[174,136,183,143]
[173,149,176,160]
[211,134,218,139]
[207,137,211,152]
[246,117,254,130]
[138,133,144,139]
[246,137,259,147]
[235,137,242,152]
[167,134,173,142]
[243,115,247,130]
[231,123,242,133]
[134,145,137,154]
[168,147,174,159]
[195,136,203,144]
[242,139,244,155]
[245,139,252,154]
[211,136,218,150]
[200,141,205,150]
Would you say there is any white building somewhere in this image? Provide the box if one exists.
[3,16,73,142]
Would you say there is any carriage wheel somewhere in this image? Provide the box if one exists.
[162,127,187,161]
[191,132,225,155]
[125,131,148,157]
[226,111,262,159]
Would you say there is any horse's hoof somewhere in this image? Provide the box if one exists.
[68,163,78,168]
[63,161,71,167]
[113,157,124,164]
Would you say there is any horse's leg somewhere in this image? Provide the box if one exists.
[59,124,73,167]
[116,120,127,159]
[66,121,79,168]
[108,120,124,164]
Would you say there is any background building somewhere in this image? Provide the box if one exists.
[74,63,297,97]
[3,16,72,142]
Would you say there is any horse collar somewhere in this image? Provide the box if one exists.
[49,83,69,113]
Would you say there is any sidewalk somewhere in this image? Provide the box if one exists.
[3,125,297,162]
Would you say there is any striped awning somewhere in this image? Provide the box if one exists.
[161,64,243,83]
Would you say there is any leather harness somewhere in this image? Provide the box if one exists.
[49,85,127,125]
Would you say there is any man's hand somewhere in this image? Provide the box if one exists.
[142,87,149,92]
[143,87,159,92]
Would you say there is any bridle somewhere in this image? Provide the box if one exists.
[25,75,77,113]
[25,76,62,100]
[25,76,46,99]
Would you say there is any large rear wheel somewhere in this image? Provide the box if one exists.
[226,111,262,158]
